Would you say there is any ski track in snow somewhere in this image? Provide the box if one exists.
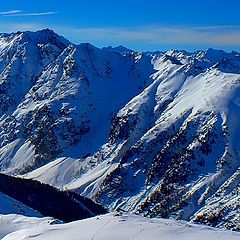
[1,213,240,240]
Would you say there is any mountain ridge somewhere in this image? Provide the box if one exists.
[0,29,240,230]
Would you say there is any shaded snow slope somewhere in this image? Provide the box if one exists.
[2,213,240,240]
[0,192,41,217]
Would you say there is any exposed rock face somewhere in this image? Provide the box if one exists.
[0,29,152,173]
[1,30,240,230]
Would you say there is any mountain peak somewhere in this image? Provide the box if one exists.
[2,29,71,50]
[103,45,134,53]
[25,29,70,48]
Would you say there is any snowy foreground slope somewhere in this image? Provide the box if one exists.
[1,213,240,240]
[1,29,240,229]
[0,192,41,217]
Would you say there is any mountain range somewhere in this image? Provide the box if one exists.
[0,29,240,230]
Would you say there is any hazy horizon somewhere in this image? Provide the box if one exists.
[0,0,239,52]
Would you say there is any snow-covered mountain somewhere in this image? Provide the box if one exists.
[0,29,240,230]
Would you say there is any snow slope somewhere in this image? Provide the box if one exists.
[2,213,240,240]
[0,214,52,239]
[0,192,41,217]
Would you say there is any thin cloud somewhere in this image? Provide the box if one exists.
[6,11,58,17]
[0,22,239,50]
[0,10,57,17]
[0,23,46,32]
[57,25,240,46]
[0,10,21,15]
[191,25,240,30]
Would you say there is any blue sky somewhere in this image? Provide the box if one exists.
[0,0,240,52]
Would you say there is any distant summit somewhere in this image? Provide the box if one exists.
[103,45,134,53]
